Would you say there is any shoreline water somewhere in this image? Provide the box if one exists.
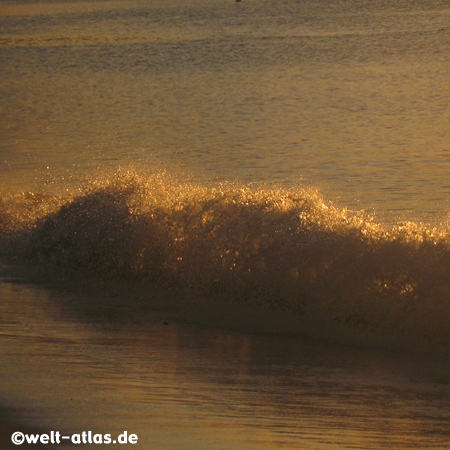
[2,256,450,359]
[1,270,450,450]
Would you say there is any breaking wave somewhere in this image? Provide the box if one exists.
[2,169,450,350]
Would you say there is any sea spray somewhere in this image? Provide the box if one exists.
[1,169,450,347]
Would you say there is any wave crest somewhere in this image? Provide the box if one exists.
[2,169,450,347]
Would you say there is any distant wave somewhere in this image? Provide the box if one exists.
[2,169,450,349]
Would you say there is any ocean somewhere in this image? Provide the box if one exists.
[2,0,450,448]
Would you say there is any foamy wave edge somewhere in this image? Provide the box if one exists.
[1,169,450,350]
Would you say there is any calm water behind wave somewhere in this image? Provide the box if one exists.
[1,0,450,222]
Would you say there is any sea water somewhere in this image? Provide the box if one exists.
[2,0,450,448]
[2,0,450,223]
